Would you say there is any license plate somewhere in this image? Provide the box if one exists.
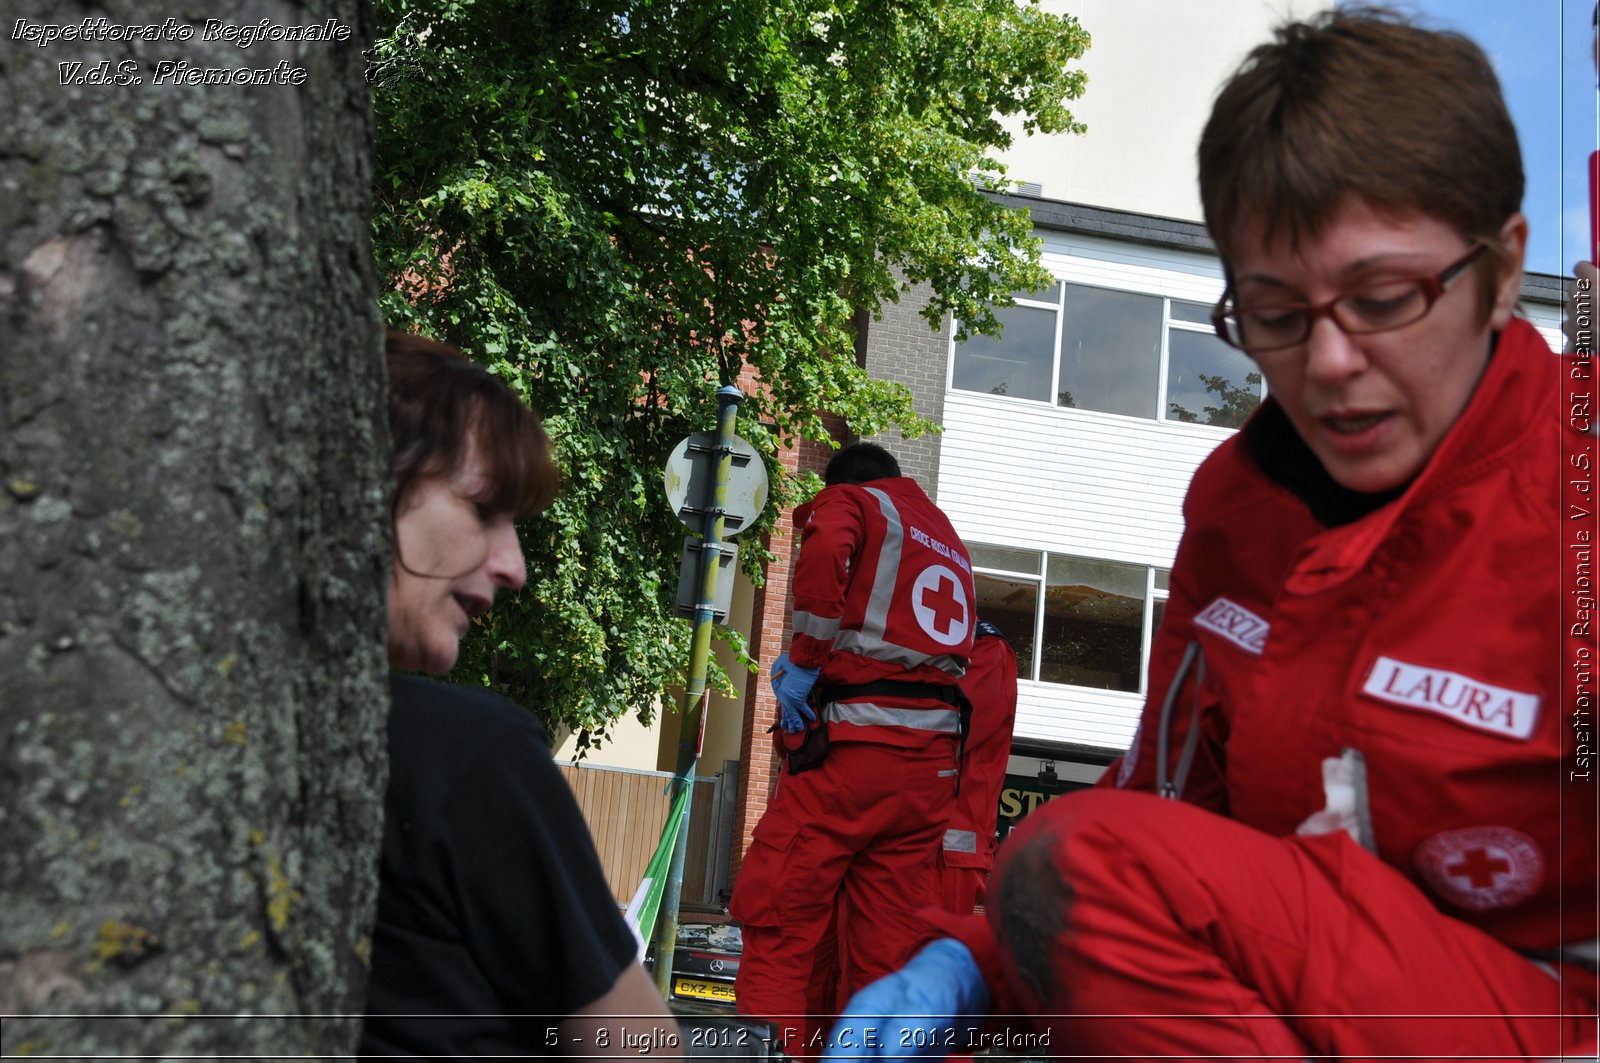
[674,976,736,1003]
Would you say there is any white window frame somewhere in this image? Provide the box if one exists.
[950,279,1264,428]
[972,546,1169,697]
[1161,297,1268,425]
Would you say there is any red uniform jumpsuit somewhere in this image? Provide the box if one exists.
[803,625,1020,1038]
[939,629,1018,916]
[731,475,976,1056]
[952,319,1598,1059]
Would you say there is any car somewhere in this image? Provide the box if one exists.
[645,921,742,1011]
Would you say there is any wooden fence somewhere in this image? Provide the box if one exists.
[557,760,737,909]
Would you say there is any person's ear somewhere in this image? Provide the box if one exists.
[1487,212,1528,330]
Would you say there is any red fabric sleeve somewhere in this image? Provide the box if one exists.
[788,489,862,669]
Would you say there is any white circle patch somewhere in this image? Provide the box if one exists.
[911,564,969,646]
[1413,826,1543,911]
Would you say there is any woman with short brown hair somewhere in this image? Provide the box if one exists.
[360,332,679,1058]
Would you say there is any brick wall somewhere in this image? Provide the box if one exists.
[859,281,950,498]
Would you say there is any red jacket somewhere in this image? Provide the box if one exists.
[790,476,976,748]
[942,631,1019,870]
[1111,317,1596,958]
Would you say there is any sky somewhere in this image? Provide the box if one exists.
[1408,0,1598,276]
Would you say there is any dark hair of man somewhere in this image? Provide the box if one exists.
[385,330,557,521]
[824,442,902,487]
[1197,5,1523,318]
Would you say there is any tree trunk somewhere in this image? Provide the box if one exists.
[0,1,388,1054]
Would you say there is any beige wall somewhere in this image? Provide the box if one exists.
[996,0,1323,222]
[552,701,663,768]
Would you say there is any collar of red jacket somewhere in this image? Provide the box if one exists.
[1284,316,1556,595]
[791,474,929,530]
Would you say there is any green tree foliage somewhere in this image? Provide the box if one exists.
[370,0,1089,745]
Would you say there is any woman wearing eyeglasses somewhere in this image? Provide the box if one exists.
[824,8,1597,1060]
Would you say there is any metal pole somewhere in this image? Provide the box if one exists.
[653,385,742,997]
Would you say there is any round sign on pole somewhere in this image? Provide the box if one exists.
[663,433,769,536]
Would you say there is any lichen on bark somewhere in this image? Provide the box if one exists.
[0,0,389,1055]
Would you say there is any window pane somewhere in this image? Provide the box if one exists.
[974,572,1037,681]
[1153,567,1170,592]
[1152,599,1167,638]
[1039,555,1145,692]
[1165,329,1262,429]
[1059,285,1161,417]
[952,304,1056,402]
[1169,299,1215,325]
[969,543,1043,575]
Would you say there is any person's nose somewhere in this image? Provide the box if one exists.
[485,520,527,592]
[1302,310,1370,386]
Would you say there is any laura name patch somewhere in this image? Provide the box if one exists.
[1361,656,1539,740]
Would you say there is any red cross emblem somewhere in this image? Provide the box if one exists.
[1445,847,1511,888]
[918,573,966,637]
[911,564,969,647]
[1414,826,1542,911]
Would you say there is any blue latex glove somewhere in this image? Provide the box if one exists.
[770,652,819,734]
[822,938,992,1061]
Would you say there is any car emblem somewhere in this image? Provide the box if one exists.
[709,959,725,973]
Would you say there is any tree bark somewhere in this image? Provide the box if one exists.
[0,1,388,1054]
